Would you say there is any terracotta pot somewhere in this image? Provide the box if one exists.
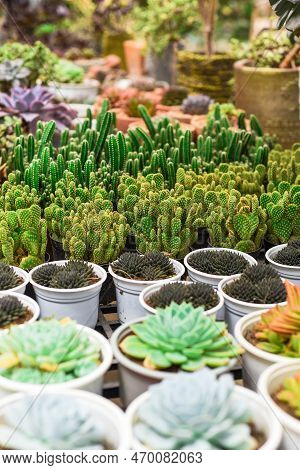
[113,110,144,133]
[156,104,193,124]
[123,40,146,77]
[234,59,300,148]
[191,114,207,135]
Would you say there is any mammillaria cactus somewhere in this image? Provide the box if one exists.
[181,94,213,115]
[0,295,28,328]
[273,239,300,266]
[147,282,219,310]
[252,282,300,356]
[120,302,242,371]
[187,250,250,276]
[0,179,40,211]
[111,252,176,281]
[0,318,100,383]
[0,394,107,449]
[133,369,257,449]
[276,372,300,419]
[32,261,99,289]
[224,264,287,304]
[0,264,22,291]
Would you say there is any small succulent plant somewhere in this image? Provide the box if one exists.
[252,282,300,357]
[133,369,257,449]
[188,250,250,276]
[120,302,242,371]
[0,263,22,291]
[111,252,176,281]
[148,282,219,310]
[32,261,99,289]
[0,394,106,449]
[273,239,300,266]
[224,264,287,304]
[126,97,155,118]
[161,86,188,106]
[0,318,100,383]
[276,372,300,419]
[270,0,300,38]
[0,59,30,93]
[181,94,213,115]
[0,295,28,328]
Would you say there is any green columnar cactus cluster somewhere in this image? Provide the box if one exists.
[0,204,47,269]
[260,183,300,244]
[267,144,300,191]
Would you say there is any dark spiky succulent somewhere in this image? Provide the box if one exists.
[188,250,250,276]
[0,263,22,291]
[270,0,300,38]
[111,252,176,281]
[273,240,300,266]
[181,94,213,115]
[224,264,287,304]
[0,295,27,327]
[32,261,99,289]
[161,86,188,106]
[148,282,219,310]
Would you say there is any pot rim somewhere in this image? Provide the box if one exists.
[184,248,257,281]
[139,280,224,316]
[0,291,40,329]
[110,317,237,380]
[126,385,283,450]
[108,258,185,285]
[218,274,287,309]
[0,324,113,392]
[266,244,299,270]
[234,59,300,73]
[48,78,100,88]
[0,266,29,294]
[29,260,107,294]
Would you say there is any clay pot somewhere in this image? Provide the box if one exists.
[123,40,146,77]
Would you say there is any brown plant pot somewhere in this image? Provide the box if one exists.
[123,40,146,77]
[234,60,300,148]
[112,109,144,133]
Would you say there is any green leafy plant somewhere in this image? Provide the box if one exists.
[111,252,176,281]
[147,282,219,310]
[273,239,300,266]
[54,59,85,84]
[0,318,100,384]
[187,250,250,276]
[0,263,22,291]
[0,295,28,328]
[32,261,99,289]
[120,302,242,371]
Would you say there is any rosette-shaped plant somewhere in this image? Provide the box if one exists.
[253,282,300,356]
[148,282,218,310]
[0,394,106,450]
[32,261,99,289]
[274,239,300,266]
[181,94,213,115]
[111,252,176,281]
[270,0,300,37]
[120,302,242,370]
[133,369,256,449]
[0,264,22,291]
[276,372,300,418]
[0,296,28,328]
[0,318,100,383]
[187,250,250,276]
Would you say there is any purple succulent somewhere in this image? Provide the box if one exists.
[0,86,77,133]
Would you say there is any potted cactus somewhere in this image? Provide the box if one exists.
[126,368,282,450]
[29,260,107,328]
[0,317,112,397]
[139,280,224,320]
[0,389,130,450]
[258,361,300,450]
[109,252,184,323]
[0,263,29,295]
[219,264,287,334]
[0,293,39,330]
[184,248,257,288]
[266,239,300,285]
[234,282,300,390]
[110,302,241,406]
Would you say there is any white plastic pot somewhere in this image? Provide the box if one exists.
[258,361,300,450]
[0,266,29,295]
[139,280,224,320]
[0,292,39,329]
[109,259,185,324]
[111,318,238,407]
[0,324,112,399]
[126,385,282,450]
[184,248,257,288]
[266,244,300,285]
[47,79,99,104]
[0,389,130,450]
[29,261,107,328]
[219,274,287,335]
[234,310,298,391]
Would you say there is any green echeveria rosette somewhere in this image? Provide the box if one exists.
[133,369,255,450]
[120,302,242,371]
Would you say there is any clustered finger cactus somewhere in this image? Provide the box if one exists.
[267,144,300,191]
[251,282,300,357]
[276,372,300,419]
[0,394,107,450]
[0,295,28,328]
[111,252,176,281]
[187,249,250,276]
[147,282,219,310]
[32,261,100,289]
[133,369,258,450]
[273,239,300,266]
[0,264,22,291]
[0,318,100,384]
[120,302,242,371]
